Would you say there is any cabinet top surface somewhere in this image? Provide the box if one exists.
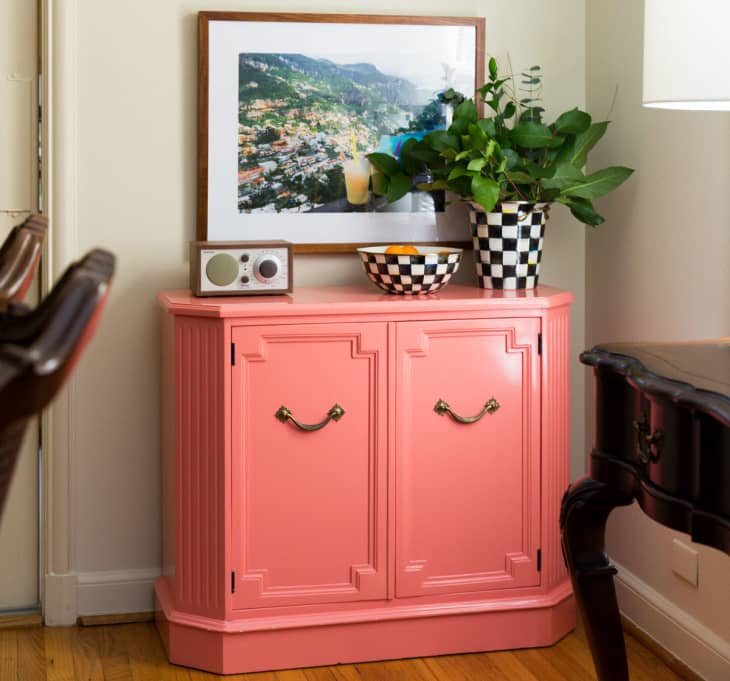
[158,284,572,318]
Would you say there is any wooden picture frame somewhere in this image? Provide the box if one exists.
[198,12,485,253]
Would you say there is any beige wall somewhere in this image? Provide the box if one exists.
[586,0,730,676]
[55,0,586,613]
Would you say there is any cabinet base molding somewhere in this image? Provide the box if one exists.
[155,577,574,675]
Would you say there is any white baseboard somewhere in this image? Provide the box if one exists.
[614,560,730,681]
[44,572,78,626]
[76,567,161,617]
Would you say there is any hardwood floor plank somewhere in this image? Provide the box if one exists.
[557,634,596,681]
[291,667,337,681]
[487,650,543,681]
[625,633,686,681]
[78,612,154,627]
[17,625,46,681]
[0,613,43,630]
[512,647,571,681]
[424,652,513,681]
[0,628,19,681]
[99,623,134,681]
[70,625,104,681]
[274,669,309,681]
[622,618,705,681]
[121,623,190,681]
[44,627,76,681]
[354,658,437,681]
[328,664,363,681]
[550,636,599,680]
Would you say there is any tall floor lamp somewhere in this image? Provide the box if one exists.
[643,0,730,110]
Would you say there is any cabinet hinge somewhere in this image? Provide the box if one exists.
[231,571,236,593]
[537,333,542,355]
[231,342,236,366]
[537,549,542,572]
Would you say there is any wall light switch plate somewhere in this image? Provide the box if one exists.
[671,539,699,586]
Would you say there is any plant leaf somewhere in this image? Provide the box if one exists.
[471,175,500,212]
[541,163,584,190]
[367,152,401,176]
[553,108,591,135]
[386,173,413,203]
[511,121,553,149]
[467,157,487,172]
[371,173,388,196]
[502,148,519,170]
[560,166,634,199]
[477,119,497,137]
[424,130,459,153]
[447,166,469,180]
[446,174,473,197]
[489,57,498,80]
[570,121,609,167]
[450,99,478,134]
[468,123,487,149]
[557,196,606,226]
[401,138,441,168]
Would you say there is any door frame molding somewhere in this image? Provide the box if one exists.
[41,0,81,625]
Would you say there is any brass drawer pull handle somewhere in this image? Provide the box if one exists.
[275,404,345,432]
[632,411,664,464]
[434,398,500,424]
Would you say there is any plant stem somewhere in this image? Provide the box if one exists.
[503,172,528,201]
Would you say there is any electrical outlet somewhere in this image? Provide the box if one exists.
[671,539,699,586]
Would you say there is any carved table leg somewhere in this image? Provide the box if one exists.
[560,475,634,681]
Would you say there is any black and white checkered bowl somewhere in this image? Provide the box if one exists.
[357,246,463,295]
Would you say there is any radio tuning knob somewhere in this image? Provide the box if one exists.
[254,255,281,282]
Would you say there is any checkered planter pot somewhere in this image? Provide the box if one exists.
[357,249,462,295]
[469,201,548,290]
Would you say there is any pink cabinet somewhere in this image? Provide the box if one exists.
[156,285,574,675]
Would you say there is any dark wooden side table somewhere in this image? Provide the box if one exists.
[560,339,730,681]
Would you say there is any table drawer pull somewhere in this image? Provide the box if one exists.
[632,412,664,463]
[275,403,345,432]
[433,397,500,424]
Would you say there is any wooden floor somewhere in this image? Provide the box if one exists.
[0,620,688,681]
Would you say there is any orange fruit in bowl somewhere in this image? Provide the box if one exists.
[385,244,419,255]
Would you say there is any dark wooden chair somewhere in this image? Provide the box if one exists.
[0,214,48,312]
[0,248,115,519]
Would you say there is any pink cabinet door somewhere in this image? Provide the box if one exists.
[395,318,541,598]
[231,322,387,609]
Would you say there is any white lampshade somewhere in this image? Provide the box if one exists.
[643,0,730,110]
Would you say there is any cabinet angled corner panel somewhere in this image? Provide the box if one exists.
[231,322,388,608]
[156,285,574,675]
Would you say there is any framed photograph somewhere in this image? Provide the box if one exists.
[198,12,485,253]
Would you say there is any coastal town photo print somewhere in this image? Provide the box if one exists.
[237,49,474,215]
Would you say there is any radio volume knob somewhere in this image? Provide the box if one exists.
[254,255,281,282]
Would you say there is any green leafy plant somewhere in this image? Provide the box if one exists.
[368,58,633,226]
